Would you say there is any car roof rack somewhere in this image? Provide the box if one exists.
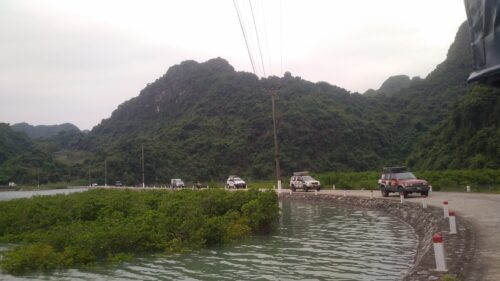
[382,166,408,173]
[293,171,309,176]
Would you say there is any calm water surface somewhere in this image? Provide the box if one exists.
[0,187,88,201]
[1,199,417,281]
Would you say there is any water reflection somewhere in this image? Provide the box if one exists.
[2,200,417,281]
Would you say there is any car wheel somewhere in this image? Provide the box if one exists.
[316,187,320,192]
[381,186,389,197]
[291,185,296,192]
[304,186,309,192]
[421,191,429,197]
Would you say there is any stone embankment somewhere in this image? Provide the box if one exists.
[279,192,479,281]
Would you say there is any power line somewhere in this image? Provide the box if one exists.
[248,0,266,77]
[280,0,283,75]
[233,0,257,75]
[260,0,273,76]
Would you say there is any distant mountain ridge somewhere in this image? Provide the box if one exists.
[11,122,79,139]
[364,75,422,97]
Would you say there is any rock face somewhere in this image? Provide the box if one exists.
[278,193,480,281]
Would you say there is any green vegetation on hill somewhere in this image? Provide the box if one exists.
[0,188,279,274]
[1,22,497,187]
[10,122,80,139]
[364,74,415,97]
[408,85,500,169]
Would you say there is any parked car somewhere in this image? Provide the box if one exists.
[226,175,247,189]
[289,171,321,192]
[8,182,16,187]
[378,166,430,198]
[170,178,185,188]
[115,181,123,187]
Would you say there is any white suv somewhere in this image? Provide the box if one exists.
[290,173,321,192]
[170,178,185,188]
[226,175,247,189]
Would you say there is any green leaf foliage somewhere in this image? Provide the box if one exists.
[0,188,279,274]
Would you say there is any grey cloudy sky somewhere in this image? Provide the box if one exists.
[0,0,467,130]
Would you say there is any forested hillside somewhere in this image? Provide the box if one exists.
[1,21,497,185]
[11,122,80,139]
[84,59,397,183]
[408,85,500,169]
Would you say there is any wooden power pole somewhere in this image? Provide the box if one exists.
[271,92,281,191]
[141,145,145,188]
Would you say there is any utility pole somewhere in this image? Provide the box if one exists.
[88,167,91,187]
[141,145,145,188]
[37,168,40,188]
[271,91,281,193]
[104,159,107,187]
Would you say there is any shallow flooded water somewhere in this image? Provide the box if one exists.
[1,200,417,281]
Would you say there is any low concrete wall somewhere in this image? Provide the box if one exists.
[278,193,480,281]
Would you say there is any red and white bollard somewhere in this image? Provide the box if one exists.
[370,190,373,199]
[443,201,449,218]
[343,190,346,197]
[432,233,447,271]
[400,193,404,203]
[421,195,427,209]
[449,211,457,234]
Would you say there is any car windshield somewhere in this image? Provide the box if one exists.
[233,177,242,181]
[301,176,314,181]
[395,172,416,180]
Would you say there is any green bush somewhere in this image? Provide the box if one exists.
[0,188,279,274]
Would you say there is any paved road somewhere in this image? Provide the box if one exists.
[280,189,500,281]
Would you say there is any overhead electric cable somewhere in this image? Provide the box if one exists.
[260,0,273,75]
[248,0,266,77]
[233,0,257,74]
[280,0,283,75]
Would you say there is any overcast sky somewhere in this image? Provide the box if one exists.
[0,0,467,130]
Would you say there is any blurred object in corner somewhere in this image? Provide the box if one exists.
[464,0,500,87]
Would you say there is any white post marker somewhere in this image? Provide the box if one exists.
[400,193,404,203]
[289,188,292,195]
[315,189,318,195]
[466,185,471,192]
[432,233,447,271]
[421,195,427,209]
[443,201,449,218]
[278,180,282,194]
[449,211,457,234]
[343,190,346,197]
[429,185,433,195]
[332,184,336,190]
[370,190,373,199]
